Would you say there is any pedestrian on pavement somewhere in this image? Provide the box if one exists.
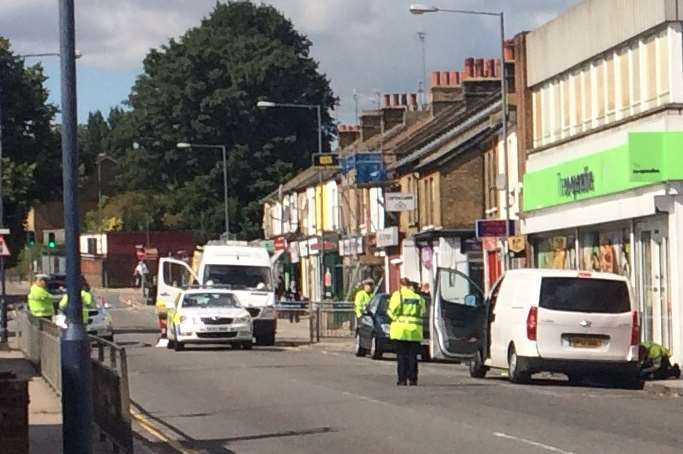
[388,277,426,386]
[354,279,374,318]
[286,280,301,323]
[133,260,150,288]
[27,274,55,320]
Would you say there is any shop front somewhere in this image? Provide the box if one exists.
[523,131,683,360]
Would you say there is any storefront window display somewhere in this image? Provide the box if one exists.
[534,235,577,270]
[579,228,631,277]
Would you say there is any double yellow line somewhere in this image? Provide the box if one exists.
[130,407,200,454]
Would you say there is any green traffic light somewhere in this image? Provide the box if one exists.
[47,233,56,249]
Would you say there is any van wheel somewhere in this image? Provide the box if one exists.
[469,351,488,378]
[354,332,367,357]
[167,339,175,350]
[508,347,530,384]
[371,335,383,360]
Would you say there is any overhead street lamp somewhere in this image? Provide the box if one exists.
[0,49,82,343]
[409,3,512,269]
[176,142,230,237]
[257,99,327,300]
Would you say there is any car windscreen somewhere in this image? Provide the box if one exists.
[539,277,630,313]
[182,293,240,309]
[203,265,272,291]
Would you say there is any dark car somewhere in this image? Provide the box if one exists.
[354,293,431,360]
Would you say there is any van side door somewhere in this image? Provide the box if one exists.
[432,267,487,361]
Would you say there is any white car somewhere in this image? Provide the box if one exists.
[166,288,253,351]
[432,268,641,387]
[86,302,114,341]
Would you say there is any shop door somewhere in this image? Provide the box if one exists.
[636,220,672,349]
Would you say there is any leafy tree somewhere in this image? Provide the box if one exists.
[0,37,61,264]
[115,0,336,239]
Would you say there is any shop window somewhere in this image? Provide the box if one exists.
[579,229,631,278]
[534,235,576,270]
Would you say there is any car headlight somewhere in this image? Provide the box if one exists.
[179,315,200,325]
[260,307,274,318]
[381,323,391,333]
[234,316,251,324]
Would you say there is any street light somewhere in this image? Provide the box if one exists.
[0,49,82,343]
[409,3,512,269]
[257,99,326,300]
[176,142,230,237]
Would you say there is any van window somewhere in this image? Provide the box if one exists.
[204,265,272,291]
[539,277,630,313]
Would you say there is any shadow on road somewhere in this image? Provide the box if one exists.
[131,400,333,454]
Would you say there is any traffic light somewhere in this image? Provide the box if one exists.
[26,231,36,247]
[47,232,56,249]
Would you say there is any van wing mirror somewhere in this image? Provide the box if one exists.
[464,294,480,307]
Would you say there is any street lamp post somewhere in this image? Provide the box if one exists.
[0,48,81,343]
[58,1,93,453]
[410,3,511,269]
[257,100,325,300]
[177,142,230,238]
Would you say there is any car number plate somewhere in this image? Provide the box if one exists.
[205,326,231,333]
[570,337,602,348]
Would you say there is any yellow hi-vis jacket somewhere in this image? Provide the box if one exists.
[354,289,371,318]
[387,286,426,342]
[59,290,95,323]
[27,284,55,318]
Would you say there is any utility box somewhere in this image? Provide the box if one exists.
[0,373,30,454]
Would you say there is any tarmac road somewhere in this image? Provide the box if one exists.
[100,289,683,454]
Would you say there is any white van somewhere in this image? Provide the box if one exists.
[432,268,641,387]
[157,241,277,345]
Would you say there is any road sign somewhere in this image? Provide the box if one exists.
[385,192,416,212]
[0,236,10,256]
[475,219,514,239]
[312,153,340,168]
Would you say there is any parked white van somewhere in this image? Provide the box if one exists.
[156,241,277,346]
[432,268,641,387]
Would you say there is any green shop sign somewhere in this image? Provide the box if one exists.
[523,132,683,211]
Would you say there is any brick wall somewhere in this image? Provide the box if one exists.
[439,150,485,228]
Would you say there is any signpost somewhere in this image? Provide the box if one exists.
[385,192,416,212]
[312,153,340,168]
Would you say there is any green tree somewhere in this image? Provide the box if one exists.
[116,1,336,239]
[0,37,61,264]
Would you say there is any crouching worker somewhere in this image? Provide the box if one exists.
[640,342,681,380]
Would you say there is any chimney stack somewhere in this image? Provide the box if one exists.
[338,124,361,149]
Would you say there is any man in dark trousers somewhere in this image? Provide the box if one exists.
[387,277,426,386]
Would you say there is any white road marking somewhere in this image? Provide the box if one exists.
[493,432,575,454]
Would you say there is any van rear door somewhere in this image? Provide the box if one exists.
[536,275,635,361]
[432,267,487,361]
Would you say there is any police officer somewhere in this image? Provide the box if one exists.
[59,282,95,323]
[27,274,55,319]
[354,279,374,318]
[388,277,426,386]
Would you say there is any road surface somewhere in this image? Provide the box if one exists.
[100,290,683,454]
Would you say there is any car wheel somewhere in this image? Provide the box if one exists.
[354,332,367,357]
[567,373,585,386]
[469,350,488,379]
[174,341,185,352]
[508,346,530,384]
[241,342,253,350]
[371,335,383,360]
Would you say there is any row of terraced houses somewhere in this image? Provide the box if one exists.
[261,0,683,362]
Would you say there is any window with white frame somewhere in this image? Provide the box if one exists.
[532,26,674,148]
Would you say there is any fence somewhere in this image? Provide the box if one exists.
[15,311,133,453]
[275,301,356,342]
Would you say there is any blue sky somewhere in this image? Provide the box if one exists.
[2,0,579,124]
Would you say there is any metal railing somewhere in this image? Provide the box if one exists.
[274,301,356,343]
[15,310,133,453]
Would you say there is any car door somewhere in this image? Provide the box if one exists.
[432,267,487,361]
[157,258,198,317]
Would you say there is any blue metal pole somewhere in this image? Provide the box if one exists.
[58,1,92,453]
